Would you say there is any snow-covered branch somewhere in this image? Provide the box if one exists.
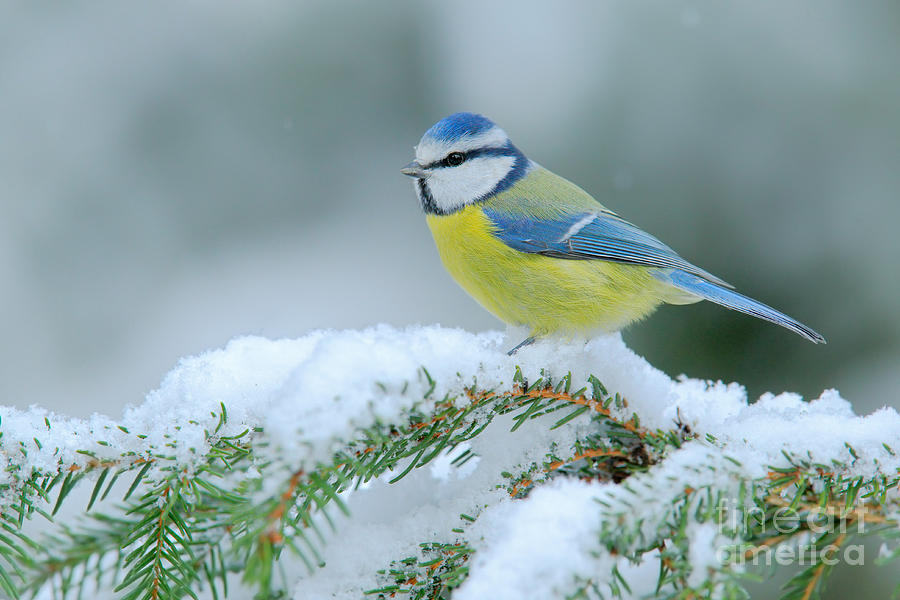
[1,326,898,599]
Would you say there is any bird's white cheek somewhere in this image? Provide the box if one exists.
[427,156,515,213]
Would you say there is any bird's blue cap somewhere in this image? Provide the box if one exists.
[423,112,497,143]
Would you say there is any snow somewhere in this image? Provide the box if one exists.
[458,478,611,599]
[2,325,898,599]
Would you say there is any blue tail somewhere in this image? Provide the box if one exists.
[656,270,825,343]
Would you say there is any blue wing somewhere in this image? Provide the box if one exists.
[483,208,732,287]
[483,208,826,343]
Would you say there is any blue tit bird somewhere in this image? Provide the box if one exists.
[401,112,825,354]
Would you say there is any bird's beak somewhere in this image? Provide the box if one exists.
[400,161,428,179]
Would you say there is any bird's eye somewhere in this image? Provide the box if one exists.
[445,152,465,167]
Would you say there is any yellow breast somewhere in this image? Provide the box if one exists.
[426,205,671,337]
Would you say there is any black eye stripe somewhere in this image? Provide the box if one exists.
[421,145,518,170]
[421,152,467,170]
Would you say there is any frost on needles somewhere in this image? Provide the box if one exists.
[1,325,899,600]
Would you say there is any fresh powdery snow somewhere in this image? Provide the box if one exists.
[2,325,899,599]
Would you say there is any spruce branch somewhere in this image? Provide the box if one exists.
[0,337,898,600]
[363,395,900,599]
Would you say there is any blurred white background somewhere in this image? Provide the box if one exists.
[2,0,898,422]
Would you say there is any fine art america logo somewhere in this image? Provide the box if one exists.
[716,500,867,567]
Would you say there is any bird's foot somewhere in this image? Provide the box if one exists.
[506,336,536,356]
